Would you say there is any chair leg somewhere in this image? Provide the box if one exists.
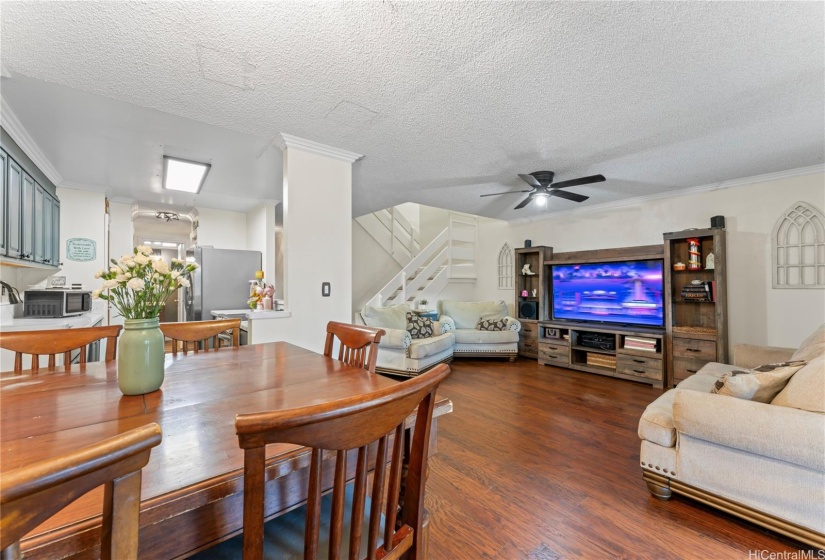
[419,509,430,560]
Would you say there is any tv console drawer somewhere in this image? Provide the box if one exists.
[539,341,568,354]
[673,356,710,382]
[539,345,569,366]
[617,358,662,381]
[520,322,538,335]
[673,337,716,361]
[617,354,662,370]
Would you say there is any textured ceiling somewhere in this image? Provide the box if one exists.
[1,1,823,221]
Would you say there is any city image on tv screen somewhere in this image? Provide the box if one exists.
[551,260,664,328]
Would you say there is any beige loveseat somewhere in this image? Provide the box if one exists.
[638,324,825,548]
[356,304,454,377]
[436,300,521,361]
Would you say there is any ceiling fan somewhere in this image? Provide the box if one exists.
[481,170,606,210]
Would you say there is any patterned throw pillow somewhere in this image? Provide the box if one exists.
[476,317,508,331]
[712,361,807,403]
[406,312,434,340]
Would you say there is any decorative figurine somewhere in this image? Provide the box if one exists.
[521,290,529,297]
[687,237,702,270]
[532,289,537,297]
[705,252,715,270]
[522,263,536,275]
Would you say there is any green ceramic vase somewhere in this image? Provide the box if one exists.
[117,317,165,395]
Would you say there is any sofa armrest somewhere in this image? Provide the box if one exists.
[673,390,825,471]
[432,320,450,335]
[503,316,521,333]
[732,343,796,368]
[438,316,456,332]
[377,328,412,350]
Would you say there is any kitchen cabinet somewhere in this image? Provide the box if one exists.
[1,150,60,267]
[6,157,23,259]
[21,171,34,261]
[34,183,45,262]
[0,149,6,254]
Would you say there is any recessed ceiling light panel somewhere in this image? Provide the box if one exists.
[163,156,211,194]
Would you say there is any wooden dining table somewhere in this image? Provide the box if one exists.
[0,341,452,559]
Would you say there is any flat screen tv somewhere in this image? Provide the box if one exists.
[550,259,664,328]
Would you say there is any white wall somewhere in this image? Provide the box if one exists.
[419,204,451,248]
[352,220,402,316]
[252,145,354,352]
[246,202,276,285]
[56,188,107,290]
[196,207,248,250]
[473,172,825,348]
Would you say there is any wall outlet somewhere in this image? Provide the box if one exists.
[322,282,331,297]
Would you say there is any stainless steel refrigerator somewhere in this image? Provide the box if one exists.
[183,247,262,321]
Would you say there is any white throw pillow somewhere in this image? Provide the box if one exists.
[771,356,825,413]
[362,304,408,330]
[712,361,807,403]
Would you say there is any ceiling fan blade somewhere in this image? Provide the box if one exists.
[480,189,531,198]
[518,173,542,188]
[550,189,589,203]
[514,194,534,210]
[551,174,606,189]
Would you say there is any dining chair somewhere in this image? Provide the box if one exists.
[193,362,451,560]
[159,318,241,355]
[0,422,162,560]
[0,324,122,372]
[323,321,385,373]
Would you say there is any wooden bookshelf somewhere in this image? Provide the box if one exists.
[515,246,552,358]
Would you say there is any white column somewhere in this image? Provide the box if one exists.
[271,133,363,353]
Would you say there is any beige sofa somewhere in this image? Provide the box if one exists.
[356,304,454,377]
[638,324,825,548]
[436,300,521,361]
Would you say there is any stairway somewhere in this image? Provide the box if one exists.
[365,211,477,308]
[355,207,420,267]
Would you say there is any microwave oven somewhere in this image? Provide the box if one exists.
[23,289,92,317]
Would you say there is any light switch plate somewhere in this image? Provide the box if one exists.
[322,282,331,297]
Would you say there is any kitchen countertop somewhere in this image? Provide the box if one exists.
[0,312,105,332]
[211,309,292,320]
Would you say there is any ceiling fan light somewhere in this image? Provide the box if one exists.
[535,192,549,207]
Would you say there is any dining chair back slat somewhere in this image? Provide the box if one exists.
[233,362,450,560]
[323,322,385,373]
[0,325,122,372]
[159,319,241,355]
[0,423,162,560]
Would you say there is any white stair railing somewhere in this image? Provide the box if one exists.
[355,207,420,267]
[365,211,478,309]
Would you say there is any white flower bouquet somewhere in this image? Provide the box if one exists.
[93,245,199,319]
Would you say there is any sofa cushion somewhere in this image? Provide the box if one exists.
[406,312,434,339]
[476,317,508,331]
[438,300,508,329]
[676,373,720,392]
[407,333,454,360]
[712,361,806,403]
[772,355,825,413]
[791,323,825,362]
[694,361,738,379]
[639,375,718,448]
[362,304,408,330]
[453,328,519,345]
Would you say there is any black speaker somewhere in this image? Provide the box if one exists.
[519,301,538,320]
[711,215,726,229]
[524,239,532,248]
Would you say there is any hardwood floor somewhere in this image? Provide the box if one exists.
[426,358,808,559]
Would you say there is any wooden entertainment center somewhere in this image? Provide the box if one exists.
[523,231,728,388]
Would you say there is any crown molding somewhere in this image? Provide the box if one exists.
[508,164,825,224]
[275,133,364,163]
[59,180,110,194]
[1,97,64,186]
